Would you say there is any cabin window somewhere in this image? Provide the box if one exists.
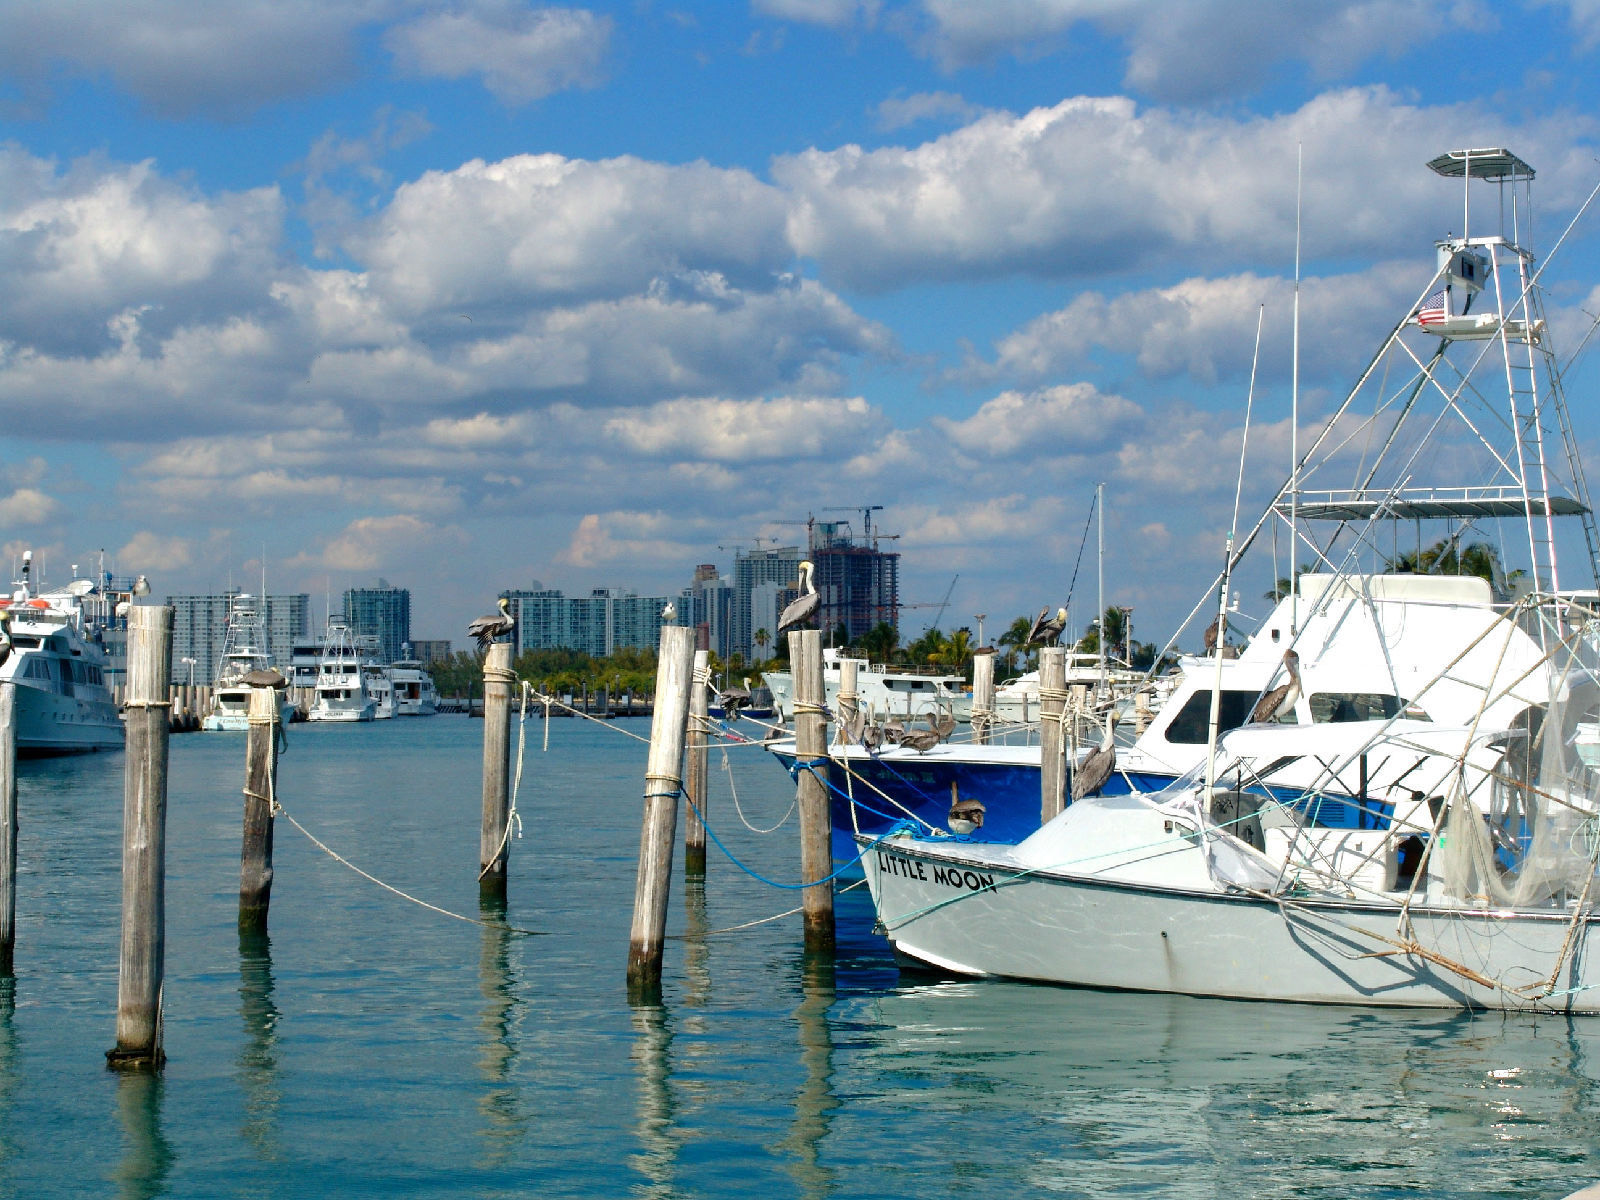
[1163,690,1259,744]
[1308,693,1427,723]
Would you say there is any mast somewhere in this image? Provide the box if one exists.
[1290,143,1302,634]
[1096,480,1105,699]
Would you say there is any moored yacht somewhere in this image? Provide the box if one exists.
[764,648,971,723]
[307,621,377,722]
[388,646,438,715]
[201,593,295,731]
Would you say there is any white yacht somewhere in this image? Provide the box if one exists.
[202,594,294,731]
[388,647,439,715]
[0,552,123,755]
[765,648,971,723]
[364,663,396,719]
[307,621,377,722]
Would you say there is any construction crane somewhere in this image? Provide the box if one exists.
[716,535,778,553]
[901,574,960,630]
[822,504,885,548]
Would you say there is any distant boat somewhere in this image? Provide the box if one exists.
[0,553,122,755]
[764,649,970,723]
[307,621,377,722]
[201,593,295,731]
[388,645,439,716]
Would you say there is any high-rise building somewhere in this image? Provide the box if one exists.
[731,546,801,659]
[169,591,310,680]
[806,520,900,643]
[343,581,411,663]
[408,639,453,664]
[684,564,735,659]
[503,586,669,657]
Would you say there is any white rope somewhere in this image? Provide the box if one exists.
[722,744,797,833]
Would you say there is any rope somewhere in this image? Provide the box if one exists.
[664,879,869,940]
[722,745,798,833]
[275,804,543,936]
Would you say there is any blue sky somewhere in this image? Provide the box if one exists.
[4,0,1600,649]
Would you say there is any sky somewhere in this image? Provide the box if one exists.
[4,0,1600,651]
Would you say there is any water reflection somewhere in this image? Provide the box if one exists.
[628,1004,683,1199]
[0,977,17,1174]
[236,929,280,1162]
[113,1072,174,1200]
[476,903,527,1167]
[779,951,837,1200]
[850,981,1600,1197]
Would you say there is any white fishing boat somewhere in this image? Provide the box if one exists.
[201,594,295,731]
[860,147,1600,1008]
[307,621,377,722]
[0,552,123,755]
[388,647,438,716]
[765,648,971,723]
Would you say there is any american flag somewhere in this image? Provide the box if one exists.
[1416,288,1449,325]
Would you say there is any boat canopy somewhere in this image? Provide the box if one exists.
[1426,148,1534,180]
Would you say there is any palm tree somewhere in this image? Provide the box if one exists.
[860,621,898,663]
[1386,537,1524,597]
[998,615,1034,674]
[1265,563,1315,602]
[940,627,975,677]
[753,627,769,662]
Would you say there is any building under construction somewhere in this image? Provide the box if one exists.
[805,513,900,642]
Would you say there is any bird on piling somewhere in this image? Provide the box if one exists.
[132,575,150,597]
[948,782,986,835]
[0,609,11,671]
[1026,606,1067,647]
[1072,710,1117,801]
[662,600,677,623]
[777,560,819,634]
[468,596,515,652]
[1250,649,1302,724]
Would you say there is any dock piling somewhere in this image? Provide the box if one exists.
[108,604,174,1071]
[835,657,859,746]
[238,684,280,932]
[683,649,709,877]
[790,629,834,952]
[1039,647,1067,824]
[0,683,15,974]
[479,643,514,903]
[971,648,995,746]
[628,625,695,999]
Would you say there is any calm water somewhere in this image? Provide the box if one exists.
[4,715,1600,1198]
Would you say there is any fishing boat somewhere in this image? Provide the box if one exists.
[860,147,1600,1007]
[0,552,123,755]
[388,647,439,716]
[201,594,295,731]
[307,621,377,722]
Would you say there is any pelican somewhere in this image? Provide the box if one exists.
[1203,614,1223,653]
[1071,710,1117,801]
[1250,649,1302,724]
[930,708,957,743]
[1026,606,1067,647]
[717,677,752,719]
[897,727,941,754]
[948,782,985,835]
[861,722,885,753]
[0,609,11,671]
[468,596,515,652]
[776,560,819,634]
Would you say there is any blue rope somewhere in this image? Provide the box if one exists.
[682,788,916,890]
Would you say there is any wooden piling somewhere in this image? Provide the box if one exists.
[0,684,15,974]
[628,625,695,999]
[238,684,280,932]
[971,648,995,746]
[108,604,174,1071]
[479,643,514,903]
[1039,647,1067,825]
[790,629,834,952]
[834,657,859,745]
[683,649,710,877]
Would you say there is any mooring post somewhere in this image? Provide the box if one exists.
[479,642,514,903]
[683,649,710,877]
[238,684,280,932]
[834,657,858,746]
[971,648,995,746]
[0,683,16,974]
[1039,646,1067,824]
[628,625,694,999]
[109,604,174,1071]
[791,629,834,952]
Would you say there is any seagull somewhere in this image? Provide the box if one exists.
[468,596,515,652]
[948,782,985,835]
[132,575,150,597]
[1250,649,1302,724]
[1203,614,1223,653]
[776,560,819,634]
[1026,606,1067,647]
[662,600,677,623]
[1071,710,1117,801]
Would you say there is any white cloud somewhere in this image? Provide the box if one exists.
[119,530,193,571]
[0,488,58,525]
[934,383,1141,458]
[874,90,981,131]
[604,395,881,459]
[308,514,463,572]
[557,511,701,569]
[384,5,612,105]
[753,0,880,27]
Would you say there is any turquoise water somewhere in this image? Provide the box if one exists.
[5,715,1600,1198]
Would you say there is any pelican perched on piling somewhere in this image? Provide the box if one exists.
[1026,606,1067,647]
[777,560,819,634]
[1250,649,1302,724]
[468,596,515,652]
[1072,710,1117,801]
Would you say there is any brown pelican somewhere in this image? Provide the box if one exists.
[0,609,11,671]
[897,727,941,754]
[1203,614,1223,653]
[1250,649,1302,724]
[717,677,752,719]
[776,560,819,634]
[468,596,515,651]
[1026,606,1067,646]
[1071,710,1117,801]
[860,722,885,752]
[931,709,957,743]
[948,782,985,835]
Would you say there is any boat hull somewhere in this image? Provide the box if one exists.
[862,836,1600,1012]
[13,684,121,756]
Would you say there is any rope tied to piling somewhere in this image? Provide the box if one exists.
[483,664,519,686]
[478,681,528,879]
[642,769,683,801]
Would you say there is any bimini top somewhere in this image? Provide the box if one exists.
[1427,148,1534,181]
